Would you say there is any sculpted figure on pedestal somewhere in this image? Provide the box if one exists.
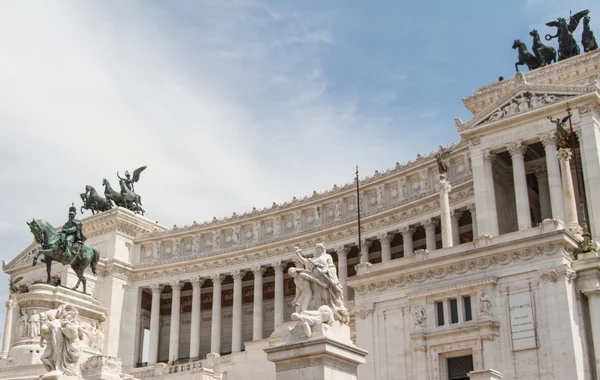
[16,310,29,338]
[288,244,349,337]
[582,15,598,52]
[28,310,41,337]
[478,290,493,315]
[39,304,83,377]
[27,204,100,293]
[545,10,588,61]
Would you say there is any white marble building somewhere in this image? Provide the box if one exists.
[2,49,600,380]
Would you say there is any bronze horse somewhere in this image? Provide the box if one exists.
[27,219,99,293]
[530,29,556,66]
[513,40,540,72]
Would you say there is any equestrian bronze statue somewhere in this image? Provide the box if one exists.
[27,204,99,293]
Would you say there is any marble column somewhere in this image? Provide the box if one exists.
[361,240,372,263]
[379,233,393,262]
[401,226,415,257]
[1,297,15,358]
[168,281,182,363]
[467,204,478,239]
[148,284,163,365]
[541,133,566,223]
[231,270,244,353]
[336,247,350,300]
[189,277,203,360]
[557,148,582,234]
[482,151,500,235]
[534,166,552,221]
[210,274,222,354]
[584,289,600,376]
[273,262,285,327]
[508,142,532,230]
[423,219,438,251]
[437,179,453,248]
[252,266,265,341]
[451,210,462,246]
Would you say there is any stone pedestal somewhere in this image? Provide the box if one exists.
[468,369,503,380]
[0,284,107,380]
[265,321,368,380]
[9,284,106,366]
[80,356,122,380]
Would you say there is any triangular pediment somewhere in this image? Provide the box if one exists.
[2,241,39,273]
[457,80,598,133]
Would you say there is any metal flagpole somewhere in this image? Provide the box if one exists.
[356,166,362,264]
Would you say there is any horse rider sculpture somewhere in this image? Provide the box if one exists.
[60,203,87,265]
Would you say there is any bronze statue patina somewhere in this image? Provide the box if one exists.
[582,16,598,52]
[545,10,589,61]
[530,29,556,66]
[548,114,571,149]
[80,185,112,215]
[434,145,450,179]
[100,166,146,215]
[28,204,99,293]
[513,40,541,72]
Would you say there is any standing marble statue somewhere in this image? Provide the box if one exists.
[290,243,349,335]
[28,310,41,337]
[39,304,83,377]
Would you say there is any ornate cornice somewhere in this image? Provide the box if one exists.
[351,243,566,297]
[461,50,600,114]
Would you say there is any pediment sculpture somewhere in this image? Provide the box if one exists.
[288,243,349,337]
[477,92,574,125]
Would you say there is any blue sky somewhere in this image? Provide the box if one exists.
[0,0,598,342]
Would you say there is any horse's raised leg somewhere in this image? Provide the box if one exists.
[46,259,52,284]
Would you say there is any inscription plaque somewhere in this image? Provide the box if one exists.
[508,291,537,351]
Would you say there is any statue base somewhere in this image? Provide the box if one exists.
[0,284,107,379]
[265,321,368,380]
[39,370,81,380]
[468,369,504,380]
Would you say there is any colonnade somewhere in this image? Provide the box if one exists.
[145,261,287,365]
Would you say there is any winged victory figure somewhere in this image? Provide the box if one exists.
[546,9,589,61]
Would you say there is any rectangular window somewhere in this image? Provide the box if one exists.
[436,301,444,326]
[447,355,474,380]
[450,298,459,324]
[463,296,472,321]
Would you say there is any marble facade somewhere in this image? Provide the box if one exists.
[2,49,600,379]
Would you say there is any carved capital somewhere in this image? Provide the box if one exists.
[436,179,451,193]
[540,132,557,148]
[169,281,183,291]
[361,240,373,250]
[190,277,204,288]
[231,270,245,281]
[400,226,416,237]
[353,307,374,320]
[272,261,285,273]
[422,219,439,230]
[467,203,476,215]
[149,284,164,294]
[557,148,573,162]
[336,245,352,257]
[507,142,527,157]
[252,266,266,276]
[451,210,463,223]
[378,233,394,244]
[5,298,15,309]
[482,150,496,165]
[210,274,223,285]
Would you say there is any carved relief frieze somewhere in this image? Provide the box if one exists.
[353,244,564,296]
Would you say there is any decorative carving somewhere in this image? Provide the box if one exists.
[353,307,374,320]
[190,277,204,288]
[557,147,573,162]
[293,211,302,233]
[334,198,342,221]
[411,306,426,326]
[423,219,439,230]
[149,284,164,294]
[170,281,183,291]
[507,142,527,157]
[378,233,394,244]
[253,222,261,243]
[479,92,573,125]
[290,305,335,338]
[478,290,492,315]
[540,268,577,283]
[212,231,221,250]
[353,244,564,296]
[401,226,416,237]
[39,304,83,377]
[210,274,223,285]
